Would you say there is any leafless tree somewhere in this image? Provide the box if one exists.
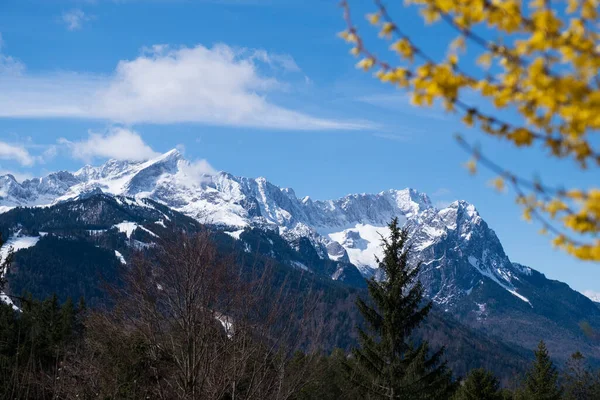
[60,230,325,400]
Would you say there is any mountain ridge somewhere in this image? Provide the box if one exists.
[2,149,600,363]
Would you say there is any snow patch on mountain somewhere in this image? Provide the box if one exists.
[113,222,139,238]
[468,256,531,306]
[1,233,41,310]
[0,235,40,265]
[225,229,244,240]
[114,250,126,265]
[113,221,158,238]
[327,224,390,275]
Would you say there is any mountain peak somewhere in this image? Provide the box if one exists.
[386,188,432,216]
[155,148,183,161]
[447,200,479,219]
[0,174,17,183]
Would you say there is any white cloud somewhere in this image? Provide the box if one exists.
[62,9,88,31]
[583,290,600,303]
[60,127,160,162]
[0,141,36,166]
[0,44,370,130]
[248,49,301,73]
[0,54,25,75]
[179,158,216,181]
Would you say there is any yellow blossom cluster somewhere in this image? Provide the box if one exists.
[514,189,600,260]
[339,0,599,260]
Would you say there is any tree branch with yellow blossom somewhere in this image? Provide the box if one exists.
[339,0,600,260]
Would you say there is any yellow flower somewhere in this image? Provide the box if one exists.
[477,53,492,69]
[490,176,505,192]
[464,159,477,175]
[462,112,474,127]
[367,12,381,25]
[356,58,375,71]
[391,38,414,61]
[380,22,395,38]
[509,128,534,146]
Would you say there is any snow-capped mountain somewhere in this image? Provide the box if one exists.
[2,149,600,362]
[0,149,541,305]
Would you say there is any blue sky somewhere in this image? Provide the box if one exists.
[0,0,598,295]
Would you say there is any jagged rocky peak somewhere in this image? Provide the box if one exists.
[1,174,18,184]
[388,187,433,216]
[0,149,508,286]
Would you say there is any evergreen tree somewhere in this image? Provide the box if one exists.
[60,297,76,340]
[519,341,562,400]
[452,368,503,400]
[348,218,454,399]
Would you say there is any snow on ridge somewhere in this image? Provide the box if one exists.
[0,235,40,266]
[139,225,159,238]
[290,261,310,272]
[113,221,158,239]
[468,256,532,306]
[114,250,126,265]
[0,149,524,307]
[582,290,600,303]
[225,229,244,240]
[327,224,390,276]
[113,221,139,239]
[1,234,41,310]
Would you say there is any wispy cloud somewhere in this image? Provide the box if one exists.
[0,44,371,131]
[61,9,89,31]
[0,141,36,166]
[356,93,449,121]
[248,49,301,73]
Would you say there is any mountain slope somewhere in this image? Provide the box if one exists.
[0,193,533,381]
[1,150,599,363]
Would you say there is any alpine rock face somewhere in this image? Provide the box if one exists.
[2,149,600,360]
[0,149,529,296]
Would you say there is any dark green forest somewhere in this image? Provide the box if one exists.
[1,223,600,399]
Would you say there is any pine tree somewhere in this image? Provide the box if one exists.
[519,341,562,400]
[348,217,454,399]
[452,368,503,400]
[60,297,76,341]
